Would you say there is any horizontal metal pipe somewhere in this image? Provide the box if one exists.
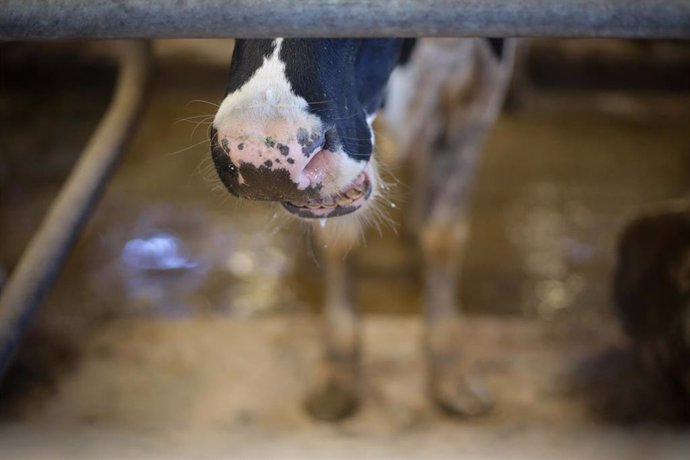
[1,0,689,40]
[0,41,152,381]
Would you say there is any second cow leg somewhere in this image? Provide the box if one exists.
[417,40,515,416]
[419,144,492,416]
[419,152,492,417]
[304,226,361,420]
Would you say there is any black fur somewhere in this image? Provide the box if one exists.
[397,39,418,67]
[487,38,505,60]
[221,39,409,163]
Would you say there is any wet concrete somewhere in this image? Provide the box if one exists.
[1,40,690,458]
[3,316,690,460]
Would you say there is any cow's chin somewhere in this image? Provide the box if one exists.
[281,167,374,220]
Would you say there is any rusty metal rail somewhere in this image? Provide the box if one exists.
[0,41,152,379]
[1,0,689,40]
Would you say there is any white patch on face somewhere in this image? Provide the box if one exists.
[366,112,377,146]
[214,38,309,125]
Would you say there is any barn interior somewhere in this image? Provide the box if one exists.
[0,39,689,459]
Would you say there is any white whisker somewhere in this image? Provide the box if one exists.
[168,138,211,156]
[186,99,220,108]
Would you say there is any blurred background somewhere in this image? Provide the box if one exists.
[0,39,689,458]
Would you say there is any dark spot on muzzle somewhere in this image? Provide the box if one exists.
[296,127,325,157]
[210,127,239,197]
[322,128,341,152]
[226,163,322,202]
[277,143,290,156]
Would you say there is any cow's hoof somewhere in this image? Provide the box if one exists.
[431,374,493,418]
[305,381,359,421]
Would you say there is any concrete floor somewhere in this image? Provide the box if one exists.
[1,40,689,459]
[2,316,689,460]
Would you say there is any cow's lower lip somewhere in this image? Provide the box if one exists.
[281,171,372,219]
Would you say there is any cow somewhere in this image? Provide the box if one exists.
[210,38,516,420]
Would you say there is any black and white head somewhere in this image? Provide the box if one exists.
[210,39,410,222]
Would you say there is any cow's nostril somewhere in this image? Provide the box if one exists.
[220,138,230,153]
[322,128,339,152]
[297,129,326,158]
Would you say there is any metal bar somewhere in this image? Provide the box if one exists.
[0,41,152,380]
[1,0,689,40]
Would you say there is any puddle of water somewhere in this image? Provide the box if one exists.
[81,200,306,319]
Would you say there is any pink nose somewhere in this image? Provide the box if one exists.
[212,125,335,201]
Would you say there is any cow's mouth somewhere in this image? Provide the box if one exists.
[281,170,372,219]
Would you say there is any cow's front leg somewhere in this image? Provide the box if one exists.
[304,226,360,420]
